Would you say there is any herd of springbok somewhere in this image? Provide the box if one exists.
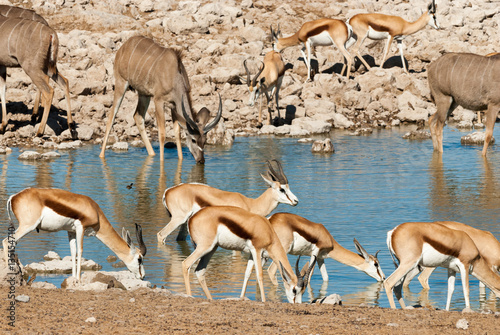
[1,2,500,311]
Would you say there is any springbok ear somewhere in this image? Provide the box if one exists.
[125,230,134,248]
[261,173,275,187]
[279,261,292,284]
[354,238,370,261]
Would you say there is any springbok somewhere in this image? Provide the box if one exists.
[182,205,315,303]
[0,15,73,136]
[428,52,500,156]
[99,35,222,164]
[385,222,500,311]
[157,159,298,243]
[402,221,500,291]
[346,1,439,73]
[271,19,353,81]
[2,188,147,281]
[243,50,285,126]
[266,213,385,285]
[0,5,48,25]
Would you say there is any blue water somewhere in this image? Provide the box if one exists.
[2,125,499,311]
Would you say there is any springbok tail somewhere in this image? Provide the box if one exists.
[386,229,400,269]
[6,195,14,225]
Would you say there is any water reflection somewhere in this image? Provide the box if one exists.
[341,282,384,307]
[1,127,499,311]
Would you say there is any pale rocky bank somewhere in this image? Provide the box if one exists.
[0,0,498,151]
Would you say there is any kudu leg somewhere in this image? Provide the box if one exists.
[51,70,75,136]
[154,98,166,161]
[0,66,7,132]
[34,76,54,137]
[429,95,455,152]
[134,95,154,156]
[482,104,500,156]
[173,120,183,161]
[99,80,129,158]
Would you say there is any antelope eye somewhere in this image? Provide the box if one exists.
[192,139,196,143]
[280,188,286,193]
[138,257,143,265]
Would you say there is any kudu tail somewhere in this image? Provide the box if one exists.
[47,33,59,77]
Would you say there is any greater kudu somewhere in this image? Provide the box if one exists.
[0,14,73,136]
[99,35,222,164]
[428,53,500,156]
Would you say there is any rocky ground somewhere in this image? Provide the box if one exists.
[0,0,498,150]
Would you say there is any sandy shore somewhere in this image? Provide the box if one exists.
[1,285,499,334]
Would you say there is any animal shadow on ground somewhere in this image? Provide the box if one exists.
[5,101,72,135]
[382,55,409,71]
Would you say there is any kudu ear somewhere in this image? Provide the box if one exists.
[353,238,370,261]
[197,107,211,126]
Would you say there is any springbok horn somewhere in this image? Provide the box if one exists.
[303,256,317,288]
[374,250,380,259]
[135,223,147,257]
[267,159,288,184]
[295,255,301,277]
[203,93,223,134]
[181,94,199,132]
[252,61,265,88]
[243,59,251,86]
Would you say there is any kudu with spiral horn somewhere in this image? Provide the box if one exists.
[100,35,222,164]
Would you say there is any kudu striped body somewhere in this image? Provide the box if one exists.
[182,206,315,303]
[2,188,147,281]
[0,15,73,136]
[243,50,285,125]
[428,52,500,156]
[158,159,298,243]
[266,213,385,285]
[385,222,500,311]
[99,35,222,164]
[0,5,48,25]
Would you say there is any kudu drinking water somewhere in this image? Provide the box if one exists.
[0,14,73,136]
[99,35,222,164]
[428,52,500,156]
